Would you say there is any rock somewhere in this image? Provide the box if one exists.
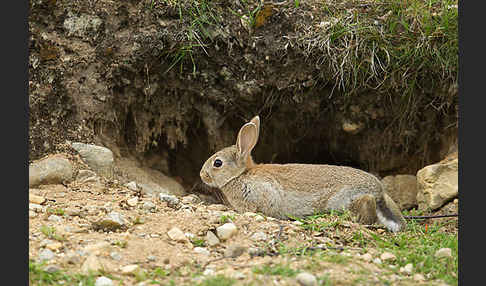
[400,263,413,275]
[417,158,458,210]
[216,223,237,240]
[342,120,363,134]
[380,252,396,261]
[194,247,210,256]
[205,231,220,246]
[29,193,46,204]
[413,273,425,281]
[296,272,317,286]
[203,268,215,276]
[63,251,82,265]
[381,175,418,210]
[29,203,43,212]
[29,154,74,187]
[125,181,138,191]
[29,210,37,218]
[110,252,122,261]
[93,212,127,231]
[373,258,382,264]
[81,254,104,274]
[120,264,140,275]
[48,215,63,223]
[76,169,100,183]
[71,142,114,179]
[115,158,186,197]
[142,201,156,211]
[292,220,304,226]
[250,231,267,241]
[147,255,157,262]
[361,253,373,262]
[435,248,452,258]
[159,194,180,208]
[44,265,61,273]
[38,249,55,261]
[224,245,247,258]
[63,14,103,38]
[95,276,114,286]
[46,242,63,251]
[248,247,265,257]
[181,194,200,204]
[167,227,188,242]
[127,197,138,207]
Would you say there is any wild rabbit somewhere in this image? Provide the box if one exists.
[200,116,406,232]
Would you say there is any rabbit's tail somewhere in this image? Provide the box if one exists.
[376,193,407,232]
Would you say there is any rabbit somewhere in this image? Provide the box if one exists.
[200,116,406,232]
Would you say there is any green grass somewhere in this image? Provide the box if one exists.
[196,275,236,286]
[40,225,66,242]
[46,208,65,216]
[252,263,299,277]
[191,237,207,247]
[290,211,458,285]
[29,261,110,286]
[220,214,235,224]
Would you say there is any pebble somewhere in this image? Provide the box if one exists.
[380,252,396,261]
[453,198,458,204]
[167,227,188,242]
[29,154,74,187]
[400,263,413,275]
[95,276,114,286]
[81,254,104,274]
[121,264,140,275]
[76,169,99,183]
[110,252,122,261]
[94,212,127,231]
[38,249,55,261]
[296,272,317,286]
[250,231,267,241]
[142,201,156,211]
[29,210,37,218]
[48,215,63,223]
[292,220,304,226]
[203,268,215,276]
[125,181,138,191]
[224,245,247,258]
[361,253,373,262]
[147,255,157,262]
[435,248,452,258]
[373,258,382,264]
[29,203,43,212]
[205,230,220,246]
[413,273,425,281]
[127,197,138,207]
[70,142,114,179]
[44,265,61,273]
[46,242,63,251]
[194,247,210,256]
[181,194,199,204]
[216,223,237,240]
[29,194,46,204]
[159,194,180,208]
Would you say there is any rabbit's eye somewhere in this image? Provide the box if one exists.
[213,159,223,168]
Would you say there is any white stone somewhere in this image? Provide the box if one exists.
[193,247,210,256]
[120,264,140,274]
[435,248,452,258]
[127,197,138,207]
[95,276,114,286]
[296,272,317,286]
[125,181,138,191]
[29,193,46,204]
[216,223,237,240]
[48,215,62,223]
[206,230,220,246]
[250,231,267,241]
[38,249,55,261]
[373,258,382,264]
[400,263,413,275]
[380,252,396,261]
[413,273,425,281]
[167,227,188,242]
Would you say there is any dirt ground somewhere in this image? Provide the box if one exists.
[28,155,457,286]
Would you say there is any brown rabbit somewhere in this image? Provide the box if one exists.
[200,116,406,232]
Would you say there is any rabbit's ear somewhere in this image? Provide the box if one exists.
[250,115,260,140]
[236,121,259,162]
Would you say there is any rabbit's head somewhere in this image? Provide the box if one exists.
[200,116,260,188]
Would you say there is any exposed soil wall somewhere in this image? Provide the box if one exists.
[29,0,458,192]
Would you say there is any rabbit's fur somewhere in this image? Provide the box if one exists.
[200,116,406,232]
